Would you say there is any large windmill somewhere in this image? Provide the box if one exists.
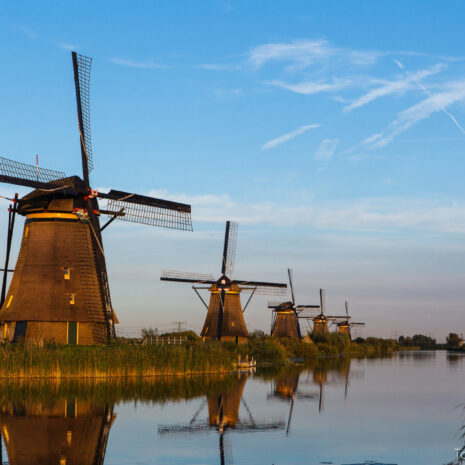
[161,221,287,343]
[0,52,192,345]
[311,289,349,335]
[336,301,365,339]
[158,374,285,465]
[268,269,320,339]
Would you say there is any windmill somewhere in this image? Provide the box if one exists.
[336,301,365,339]
[0,52,192,345]
[311,289,349,335]
[268,269,320,339]
[158,374,285,465]
[161,221,287,343]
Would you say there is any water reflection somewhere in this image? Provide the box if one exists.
[158,374,285,465]
[0,353,462,465]
[0,394,114,465]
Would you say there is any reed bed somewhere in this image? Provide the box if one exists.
[0,342,234,379]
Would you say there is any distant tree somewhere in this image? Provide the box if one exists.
[141,327,159,339]
[412,334,437,349]
[249,329,266,339]
[354,337,365,344]
[446,332,462,349]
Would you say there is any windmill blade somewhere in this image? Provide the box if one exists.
[0,156,73,190]
[99,189,192,230]
[351,322,366,326]
[320,289,326,315]
[224,221,238,277]
[235,280,287,296]
[267,300,284,308]
[161,269,216,284]
[345,300,349,317]
[72,51,93,179]
[296,305,320,309]
[287,268,296,305]
[221,221,238,276]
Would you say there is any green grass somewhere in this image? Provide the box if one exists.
[0,342,234,379]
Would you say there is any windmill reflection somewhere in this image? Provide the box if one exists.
[267,369,318,435]
[0,396,115,465]
[267,356,362,436]
[158,374,285,465]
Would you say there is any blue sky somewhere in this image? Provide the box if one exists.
[1,1,465,339]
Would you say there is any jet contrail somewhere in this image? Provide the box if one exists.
[395,59,465,137]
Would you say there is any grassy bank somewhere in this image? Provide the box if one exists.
[0,333,400,379]
[0,343,234,379]
[234,333,399,365]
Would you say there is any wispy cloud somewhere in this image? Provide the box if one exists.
[249,39,379,70]
[314,139,339,161]
[147,188,465,234]
[344,63,445,112]
[363,80,465,149]
[109,58,169,69]
[213,88,242,100]
[268,78,351,95]
[198,63,242,71]
[395,59,465,137]
[13,25,37,39]
[261,123,319,150]
[60,43,78,51]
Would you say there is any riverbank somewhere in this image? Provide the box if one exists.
[0,334,400,379]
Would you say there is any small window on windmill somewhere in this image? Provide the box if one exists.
[64,268,71,280]
[69,294,75,305]
[231,322,235,327]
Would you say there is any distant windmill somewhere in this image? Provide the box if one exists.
[336,301,365,339]
[161,221,287,343]
[311,289,349,335]
[0,52,192,345]
[268,269,320,339]
[158,374,285,465]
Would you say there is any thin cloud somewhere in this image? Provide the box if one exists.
[365,80,465,149]
[395,59,465,137]
[198,63,242,71]
[314,139,339,161]
[13,25,37,39]
[268,78,351,95]
[146,189,465,234]
[261,123,319,150]
[344,63,444,112]
[60,43,78,51]
[249,38,379,70]
[109,58,169,69]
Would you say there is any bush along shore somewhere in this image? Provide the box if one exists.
[0,332,401,379]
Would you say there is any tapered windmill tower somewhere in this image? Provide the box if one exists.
[161,221,287,343]
[0,52,192,345]
[336,301,365,339]
[268,269,320,339]
[311,289,348,335]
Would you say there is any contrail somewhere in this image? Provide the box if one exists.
[394,59,465,137]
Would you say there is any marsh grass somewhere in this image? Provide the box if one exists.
[0,342,234,379]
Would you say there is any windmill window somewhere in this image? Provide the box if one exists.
[64,268,71,280]
[69,294,75,305]
[66,430,72,445]
[60,456,66,465]
[231,322,235,327]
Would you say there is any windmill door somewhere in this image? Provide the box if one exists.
[13,321,27,342]
[68,322,78,345]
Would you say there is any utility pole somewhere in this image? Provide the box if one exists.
[172,320,188,332]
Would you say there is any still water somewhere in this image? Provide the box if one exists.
[0,351,464,465]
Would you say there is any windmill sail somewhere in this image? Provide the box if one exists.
[72,51,93,176]
[101,190,192,230]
